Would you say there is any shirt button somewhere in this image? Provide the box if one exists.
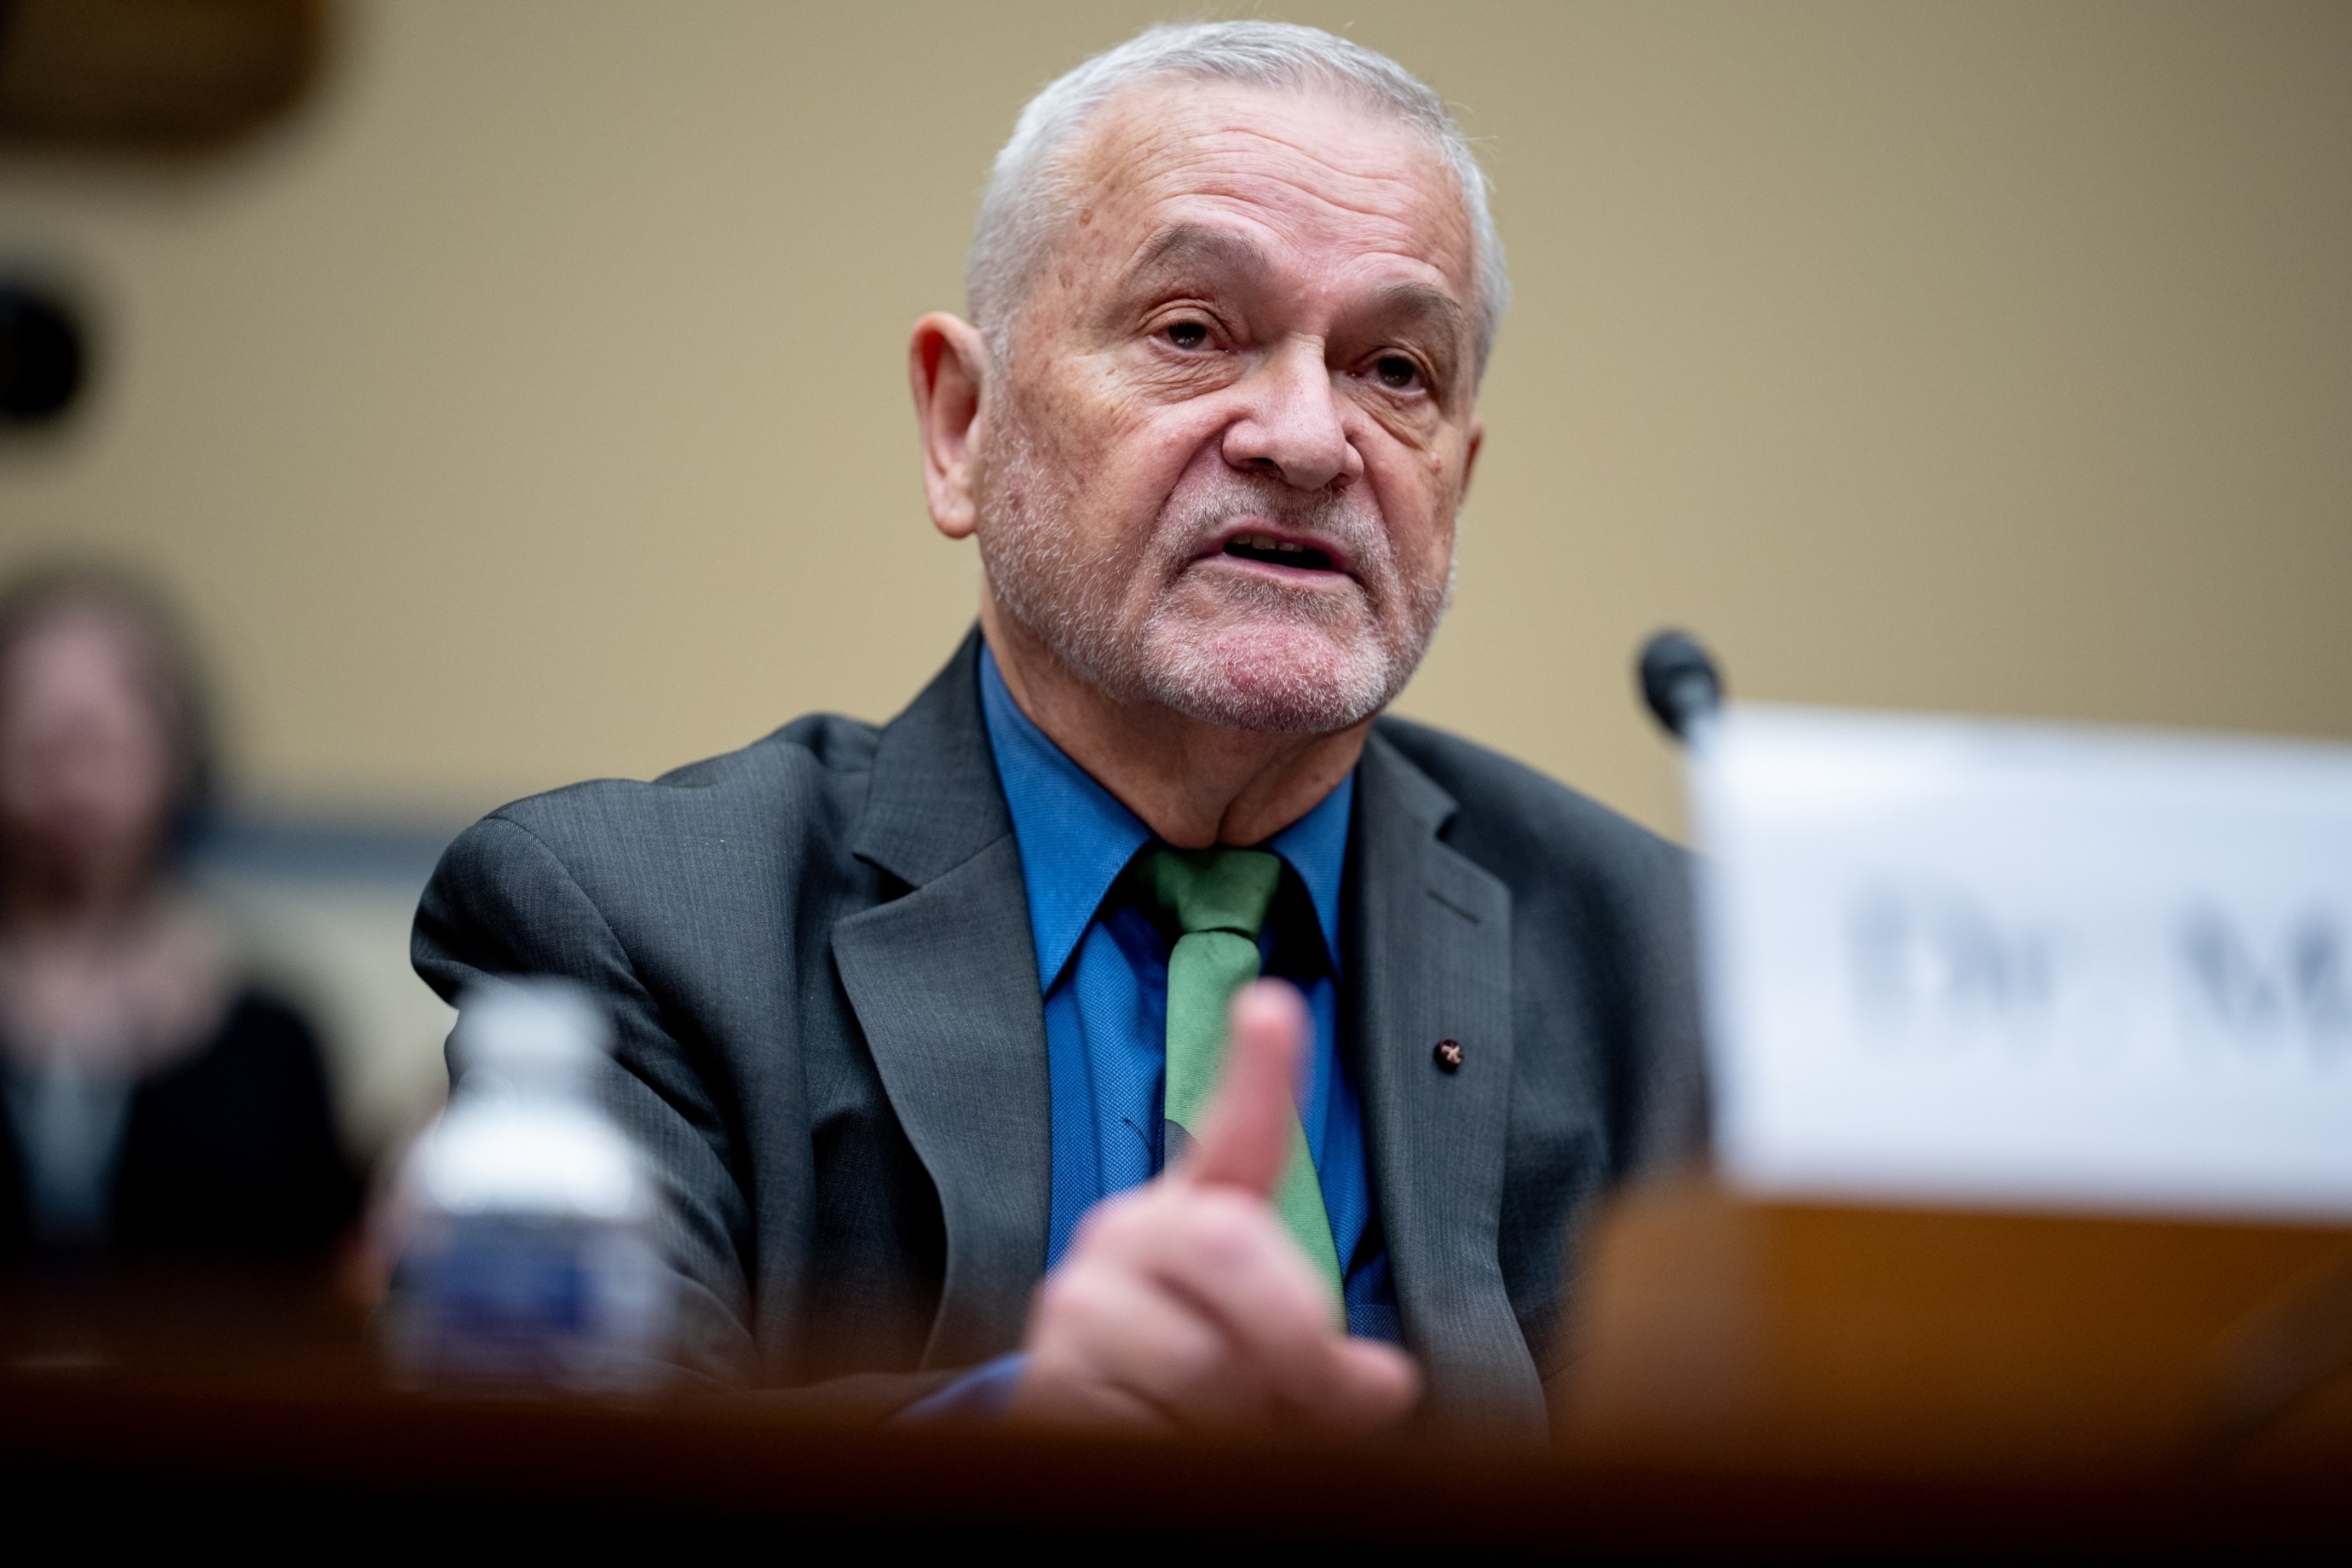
[1433,1038,1464,1073]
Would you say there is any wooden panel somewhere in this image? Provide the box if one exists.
[0,1259,2345,1550]
[1553,1177,2352,1477]
[0,0,324,152]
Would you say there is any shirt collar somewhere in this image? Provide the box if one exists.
[978,643,1354,992]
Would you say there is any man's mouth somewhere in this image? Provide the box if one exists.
[1220,531,1341,573]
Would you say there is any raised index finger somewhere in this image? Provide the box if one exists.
[1180,979,1310,1200]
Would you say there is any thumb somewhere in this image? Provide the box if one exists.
[1180,979,1308,1199]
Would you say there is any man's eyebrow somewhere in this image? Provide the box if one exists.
[1117,222,1473,359]
[1122,223,1276,290]
[1368,280,1469,345]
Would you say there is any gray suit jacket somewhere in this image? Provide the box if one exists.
[412,631,1704,1436]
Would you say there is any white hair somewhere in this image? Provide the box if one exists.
[966,20,1510,377]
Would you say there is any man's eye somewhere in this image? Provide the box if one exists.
[1373,354,1423,390]
[1164,319,1210,350]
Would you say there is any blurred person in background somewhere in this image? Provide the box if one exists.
[0,565,358,1260]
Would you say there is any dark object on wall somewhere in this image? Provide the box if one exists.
[0,283,83,421]
[0,0,326,153]
[1638,629,1725,743]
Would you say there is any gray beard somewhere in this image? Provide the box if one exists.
[974,405,1452,735]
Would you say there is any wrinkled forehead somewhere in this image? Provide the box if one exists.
[1051,80,1478,315]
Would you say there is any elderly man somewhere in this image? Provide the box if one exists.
[414,21,1702,1439]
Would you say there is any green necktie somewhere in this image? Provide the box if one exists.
[1141,846,1345,1312]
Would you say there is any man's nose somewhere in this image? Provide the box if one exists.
[1220,339,1361,492]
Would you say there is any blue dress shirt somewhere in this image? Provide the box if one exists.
[901,649,1395,1420]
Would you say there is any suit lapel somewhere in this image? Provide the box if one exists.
[831,632,1052,1370]
[1350,730,1544,1436]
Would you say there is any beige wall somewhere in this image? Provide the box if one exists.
[3,0,2347,840]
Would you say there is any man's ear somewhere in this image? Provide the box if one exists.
[909,312,991,541]
[1459,413,1485,503]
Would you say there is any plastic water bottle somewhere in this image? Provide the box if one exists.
[381,978,674,1394]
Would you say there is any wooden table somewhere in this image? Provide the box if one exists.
[4,1188,2347,1553]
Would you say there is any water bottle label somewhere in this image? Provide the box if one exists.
[387,1213,672,1394]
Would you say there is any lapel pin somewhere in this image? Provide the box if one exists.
[1433,1038,1464,1073]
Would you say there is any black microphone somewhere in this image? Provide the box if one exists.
[0,284,86,423]
[1637,629,1724,744]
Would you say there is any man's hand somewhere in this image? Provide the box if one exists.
[1006,981,1421,1433]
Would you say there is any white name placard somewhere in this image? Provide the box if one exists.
[1693,704,2352,1219]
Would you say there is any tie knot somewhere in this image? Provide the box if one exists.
[1139,846,1282,939]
